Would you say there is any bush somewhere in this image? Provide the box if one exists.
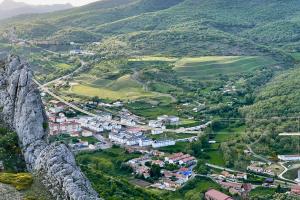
[0,173,33,190]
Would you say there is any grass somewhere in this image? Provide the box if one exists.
[67,74,161,100]
[167,176,223,200]
[167,119,200,129]
[158,142,190,153]
[76,146,141,177]
[129,56,178,62]
[78,136,99,144]
[173,56,276,80]
[126,99,178,119]
[68,83,155,100]
[149,132,196,140]
[213,125,246,143]
[76,146,161,200]
[150,82,182,94]
[206,150,226,166]
[249,187,276,198]
[291,52,300,62]
[282,168,298,180]
[0,173,33,190]
[56,63,71,69]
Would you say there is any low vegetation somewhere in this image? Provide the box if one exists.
[0,173,33,190]
[0,126,26,172]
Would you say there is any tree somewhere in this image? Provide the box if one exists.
[150,164,161,179]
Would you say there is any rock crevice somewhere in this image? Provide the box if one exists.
[0,55,100,200]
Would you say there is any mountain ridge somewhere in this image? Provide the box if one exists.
[0,0,73,20]
[1,0,300,59]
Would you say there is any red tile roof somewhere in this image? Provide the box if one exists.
[205,189,234,200]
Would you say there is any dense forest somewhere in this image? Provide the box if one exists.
[240,67,300,156]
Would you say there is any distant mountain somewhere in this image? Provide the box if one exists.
[0,0,300,60]
[0,0,72,19]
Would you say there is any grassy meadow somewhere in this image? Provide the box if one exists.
[67,74,157,100]
[173,56,276,80]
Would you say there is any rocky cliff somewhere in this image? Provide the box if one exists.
[0,55,101,200]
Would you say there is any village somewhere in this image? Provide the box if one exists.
[41,96,300,200]
[127,151,197,191]
[45,99,203,152]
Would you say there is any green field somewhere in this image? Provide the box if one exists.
[68,74,157,100]
[282,167,298,180]
[173,56,276,80]
[249,187,276,198]
[76,147,161,200]
[158,142,190,153]
[213,125,246,143]
[126,97,178,119]
[76,146,140,177]
[149,132,196,140]
[166,176,223,200]
[206,150,226,166]
[129,56,178,62]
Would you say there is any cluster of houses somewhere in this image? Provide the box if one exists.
[46,99,200,153]
[48,112,81,136]
[211,170,247,182]
[210,170,252,198]
[148,115,180,134]
[69,49,95,56]
[127,152,197,191]
[246,161,275,176]
[109,129,176,148]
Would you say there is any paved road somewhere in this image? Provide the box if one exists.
[206,163,297,185]
[41,60,86,88]
[278,162,291,182]
[246,145,272,164]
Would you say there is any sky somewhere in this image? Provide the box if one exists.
[0,0,100,6]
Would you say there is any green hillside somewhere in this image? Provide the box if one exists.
[173,56,276,80]
[3,0,300,199]
[2,0,300,60]
[240,67,300,155]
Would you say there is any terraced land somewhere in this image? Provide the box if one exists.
[173,56,277,80]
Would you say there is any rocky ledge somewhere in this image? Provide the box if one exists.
[0,55,101,200]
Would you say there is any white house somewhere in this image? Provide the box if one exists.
[151,129,164,135]
[70,49,82,55]
[149,120,164,128]
[82,129,93,137]
[157,115,180,125]
[152,140,175,148]
[109,133,128,144]
[97,113,112,121]
[126,138,140,146]
[121,117,136,126]
[139,139,153,147]
[168,116,180,125]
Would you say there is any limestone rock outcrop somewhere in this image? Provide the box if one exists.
[0,55,101,200]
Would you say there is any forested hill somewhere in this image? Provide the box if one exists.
[239,66,300,155]
[1,0,300,58]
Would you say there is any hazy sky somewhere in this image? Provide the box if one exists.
[0,0,100,6]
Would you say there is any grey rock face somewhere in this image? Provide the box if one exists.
[0,183,22,200]
[0,55,101,200]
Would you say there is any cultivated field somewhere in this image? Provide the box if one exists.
[68,75,157,100]
[173,56,276,80]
